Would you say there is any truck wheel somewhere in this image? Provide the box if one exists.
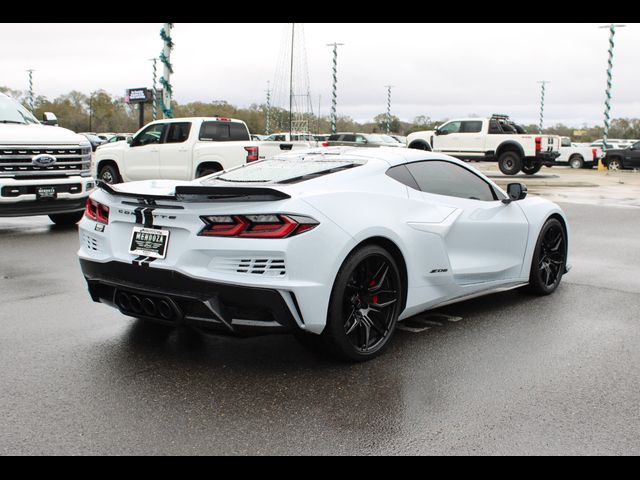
[196,165,223,178]
[569,155,584,169]
[521,163,542,175]
[98,164,121,184]
[498,151,522,175]
[49,211,84,226]
[408,141,431,151]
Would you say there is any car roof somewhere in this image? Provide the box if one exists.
[273,146,465,168]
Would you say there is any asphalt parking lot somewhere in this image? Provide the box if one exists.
[1,168,639,455]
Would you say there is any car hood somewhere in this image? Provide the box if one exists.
[0,123,88,145]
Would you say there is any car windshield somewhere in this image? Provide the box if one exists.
[0,94,39,125]
[203,157,365,184]
[83,134,102,142]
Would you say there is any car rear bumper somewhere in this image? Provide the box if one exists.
[80,258,303,336]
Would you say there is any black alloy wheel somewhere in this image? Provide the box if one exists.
[498,151,523,175]
[321,245,402,361]
[527,218,567,295]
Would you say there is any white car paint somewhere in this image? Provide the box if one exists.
[79,147,570,342]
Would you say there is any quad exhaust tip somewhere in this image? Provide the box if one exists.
[115,291,176,321]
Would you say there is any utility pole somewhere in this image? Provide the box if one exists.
[537,80,549,133]
[149,57,158,121]
[599,24,626,150]
[384,85,394,134]
[265,80,271,135]
[317,94,321,134]
[159,23,174,118]
[326,42,344,134]
[289,23,295,135]
[26,69,34,112]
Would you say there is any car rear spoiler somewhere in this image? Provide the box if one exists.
[96,181,291,202]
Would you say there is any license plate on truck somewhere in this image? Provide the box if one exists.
[36,186,57,200]
[129,227,170,259]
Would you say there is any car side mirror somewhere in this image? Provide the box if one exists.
[42,112,58,126]
[503,183,528,204]
[434,129,441,136]
[126,136,133,145]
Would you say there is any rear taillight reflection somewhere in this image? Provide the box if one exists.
[199,214,318,238]
[85,198,109,224]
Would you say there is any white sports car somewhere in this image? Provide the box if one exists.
[78,147,570,361]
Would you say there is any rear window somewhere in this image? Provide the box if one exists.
[203,158,364,184]
[199,121,250,142]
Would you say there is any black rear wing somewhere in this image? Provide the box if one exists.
[96,181,291,203]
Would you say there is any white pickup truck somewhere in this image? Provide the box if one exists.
[556,137,601,169]
[94,117,314,184]
[0,92,94,225]
[406,114,561,175]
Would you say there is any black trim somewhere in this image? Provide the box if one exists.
[80,259,300,336]
[96,180,291,203]
[0,197,87,217]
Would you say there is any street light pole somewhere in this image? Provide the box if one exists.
[537,80,549,133]
[384,85,394,134]
[326,42,344,135]
[599,23,626,150]
[26,69,34,112]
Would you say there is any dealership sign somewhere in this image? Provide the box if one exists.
[125,88,153,104]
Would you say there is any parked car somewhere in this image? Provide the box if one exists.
[326,133,403,148]
[556,137,601,169]
[406,114,561,175]
[97,132,116,141]
[590,139,634,150]
[78,146,570,361]
[104,133,132,144]
[0,92,94,225]
[390,135,407,145]
[601,141,640,170]
[94,117,314,184]
[262,132,318,143]
[79,133,106,151]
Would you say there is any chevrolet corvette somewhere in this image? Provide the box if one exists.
[78,147,570,361]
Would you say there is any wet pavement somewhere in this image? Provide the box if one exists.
[0,200,639,455]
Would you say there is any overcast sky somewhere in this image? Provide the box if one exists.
[1,23,638,126]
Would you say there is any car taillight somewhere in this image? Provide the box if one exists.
[592,148,597,160]
[85,198,109,224]
[321,141,329,147]
[535,136,542,152]
[199,214,318,238]
[245,146,259,162]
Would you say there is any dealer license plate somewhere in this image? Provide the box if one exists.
[129,227,170,259]
[36,186,57,200]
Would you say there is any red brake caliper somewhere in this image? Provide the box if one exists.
[369,280,378,305]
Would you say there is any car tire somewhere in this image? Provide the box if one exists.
[607,158,622,171]
[569,155,584,169]
[498,151,523,175]
[526,218,567,296]
[521,163,542,175]
[49,211,84,226]
[98,164,121,184]
[318,244,403,362]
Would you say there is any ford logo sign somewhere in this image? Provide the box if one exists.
[32,154,57,167]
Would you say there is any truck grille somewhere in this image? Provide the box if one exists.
[0,145,91,178]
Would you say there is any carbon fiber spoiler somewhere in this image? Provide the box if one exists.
[96,181,291,202]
